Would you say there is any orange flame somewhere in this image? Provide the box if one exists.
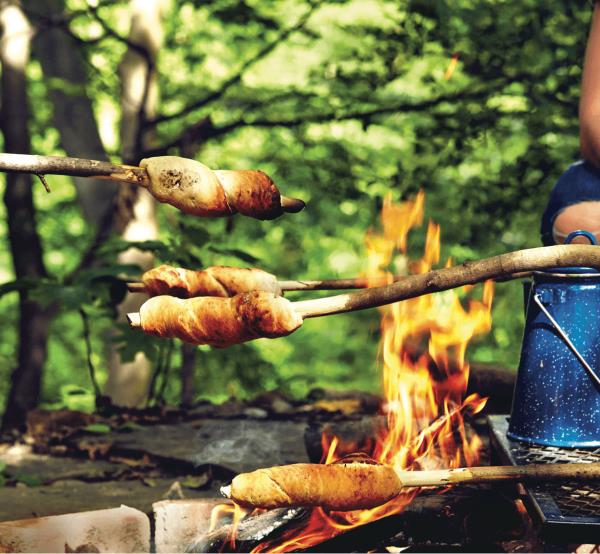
[444,53,460,80]
[216,192,494,552]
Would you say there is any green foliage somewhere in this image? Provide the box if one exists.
[0,0,592,415]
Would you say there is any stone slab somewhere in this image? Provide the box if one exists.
[0,505,149,553]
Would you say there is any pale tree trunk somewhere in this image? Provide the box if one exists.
[105,0,168,406]
[25,0,118,231]
[0,3,51,430]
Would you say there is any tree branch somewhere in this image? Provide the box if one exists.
[144,86,501,156]
[145,0,324,128]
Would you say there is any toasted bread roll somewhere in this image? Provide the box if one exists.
[138,291,302,347]
[226,462,402,511]
[140,156,283,220]
[142,264,281,298]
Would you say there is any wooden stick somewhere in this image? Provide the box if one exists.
[0,153,150,186]
[292,244,600,318]
[125,245,600,329]
[397,462,600,488]
[0,152,304,213]
[126,271,533,295]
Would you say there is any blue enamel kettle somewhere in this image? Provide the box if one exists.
[508,230,600,447]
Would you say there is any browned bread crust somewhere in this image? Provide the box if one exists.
[140,157,283,219]
[138,291,302,347]
[228,462,402,511]
[142,264,281,298]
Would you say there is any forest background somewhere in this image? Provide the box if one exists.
[0,0,587,428]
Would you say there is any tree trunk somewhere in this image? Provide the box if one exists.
[180,343,197,407]
[104,0,168,406]
[0,4,51,430]
[25,0,118,230]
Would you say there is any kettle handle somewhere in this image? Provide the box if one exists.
[533,294,600,387]
[564,230,598,245]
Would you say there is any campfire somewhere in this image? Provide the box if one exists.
[204,192,495,552]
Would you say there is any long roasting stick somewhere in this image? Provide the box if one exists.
[0,153,305,213]
[292,244,600,318]
[127,271,532,294]
[397,462,600,488]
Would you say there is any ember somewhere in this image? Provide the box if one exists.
[216,192,494,552]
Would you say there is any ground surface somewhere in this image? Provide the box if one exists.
[0,382,595,552]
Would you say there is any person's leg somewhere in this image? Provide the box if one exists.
[541,161,600,245]
[552,201,600,244]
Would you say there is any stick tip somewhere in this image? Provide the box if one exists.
[281,195,306,213]
[127,282,147,293]
[127,312,142,328]
[220,484,232,499]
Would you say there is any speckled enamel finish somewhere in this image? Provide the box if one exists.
[508,271,600,447]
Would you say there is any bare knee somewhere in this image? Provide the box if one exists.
[552,201,600,243]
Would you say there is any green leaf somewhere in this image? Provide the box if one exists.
[179,223,211,247]
[16,474,43,487]
[116,421,143,432]
[82,423,112,434]
[181,474,209,489]
[208,246,260,264]
[0,460,6,474]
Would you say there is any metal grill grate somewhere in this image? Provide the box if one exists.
[487,415,600,543]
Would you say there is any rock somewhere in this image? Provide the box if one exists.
[153,498,228,553]
[194,420,309,474]
[242,408,268,419]
[110,423,206,470]
[0,444,122,485]
[250,391,295,415]
[109,420,309,475]
[0,505,149,553]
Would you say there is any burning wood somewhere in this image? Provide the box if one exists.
[186,507,309,553]
[0,153,305,220]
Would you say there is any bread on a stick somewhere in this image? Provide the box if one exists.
[224,460,402,511]
[140,156,285,220]
[142,264,281,298]
[137,291,302,347]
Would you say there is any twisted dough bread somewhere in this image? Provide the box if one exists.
[142,264,281,298]
[224,460,402,511]
[140,156,284,220]
[138,291,303,347]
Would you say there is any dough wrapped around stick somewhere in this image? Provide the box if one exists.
[140,156,304,220]
[223,459,402,511]
[142,264,281,298]
[134,291,303,347]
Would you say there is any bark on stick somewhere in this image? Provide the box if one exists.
[293,244,600,318]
